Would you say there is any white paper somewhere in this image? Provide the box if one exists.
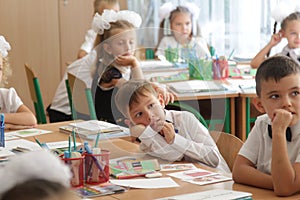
[5,139,42,151]
[70,120,121,132]
[7,128,52,138]
[45,141,82,150]
[110,177,179,189]
[156,189,252,200]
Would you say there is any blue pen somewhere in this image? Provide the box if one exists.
[0,114,4,147]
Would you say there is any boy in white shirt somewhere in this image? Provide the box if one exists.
[115,79,229,173]
[233,55,300,196]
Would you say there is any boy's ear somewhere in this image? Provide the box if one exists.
[103,43,112,55]
[253,97,265,113]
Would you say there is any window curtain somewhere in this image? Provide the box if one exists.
[128,0,281,59]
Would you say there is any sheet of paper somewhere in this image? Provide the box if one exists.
[4,133,19,140]
[160,163,197,171]
[45,141,82,150]
[5,139,42,151]
[8,128,52,138]
[167,169,218,180]
[110,177,179,189]
[155,189,252,200]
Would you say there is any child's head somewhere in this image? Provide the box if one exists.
[0,35,12,87]
[254,55,300,126]
[157,2,200,46]
[0,151,79,200]
[280,12,300,49]
[92,10,141,64]
[94,0,120,14]
[115,79,165,127]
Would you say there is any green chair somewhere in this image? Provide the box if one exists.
[24,64,47,124]
[67,73,97,120]
[167,101,208,128]
[65,79,77,120]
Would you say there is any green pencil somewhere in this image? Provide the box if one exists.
[94,131,100,148]
[72,129,76,151]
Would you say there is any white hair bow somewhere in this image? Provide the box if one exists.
[0,36,11,58]
[271,1,300,22]
[92,9,142,35]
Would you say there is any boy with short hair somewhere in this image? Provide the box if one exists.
[233,55,300,196]
[115,79,230,173]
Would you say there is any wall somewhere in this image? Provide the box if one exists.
[0,0,127,121]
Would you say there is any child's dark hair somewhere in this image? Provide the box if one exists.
[115,79,157,117]
[281,11,300,30]
[1,179,78,200]
[255,55,300,97]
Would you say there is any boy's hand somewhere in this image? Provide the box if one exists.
[124,119,145,138]
[115,55,139,68]
[158,121,175,144]
[271,109,293,134]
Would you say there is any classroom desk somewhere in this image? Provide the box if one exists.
[171,89,239,136]
[26,122,300,200]
[236,89,257,141]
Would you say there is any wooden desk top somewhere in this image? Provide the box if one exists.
[27,122,300,199]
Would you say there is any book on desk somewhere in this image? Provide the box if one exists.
[166,80,227,93]
[59,120,130,140]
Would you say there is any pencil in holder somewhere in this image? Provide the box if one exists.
[212,58,229,80]
[84,150,110,185]
[189,58,212,80]
[61,153,85,187]
[165,47,179,63]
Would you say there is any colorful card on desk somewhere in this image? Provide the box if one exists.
[186,174,232,185]
[156,189,252,200]
[110,157,160,179]
[167,168,218,180]
[75,184,126,198]
[160,163,197,171]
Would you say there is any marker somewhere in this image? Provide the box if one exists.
[0,114,4,147]
[71,129,76,151]
[94,131,100,148]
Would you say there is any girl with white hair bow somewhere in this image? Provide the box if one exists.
[155,2,211,60]
[0,35,37,129]
[251,2,300,68]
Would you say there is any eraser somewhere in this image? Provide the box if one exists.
[145,172,162,178]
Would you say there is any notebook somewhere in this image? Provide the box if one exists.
[167,80,226,93]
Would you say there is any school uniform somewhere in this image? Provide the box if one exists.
[280,45,300,64]
[239,114,300,174]
[155,36,211,59]
[48,50,96,122]
[0,88,23,113]
[94,65,131,125]
[138,109,230,173]
[80,29,97,54]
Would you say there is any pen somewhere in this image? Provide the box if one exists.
[68,135,71,153]
[34,136,49,149]
[94,131,100,148]
[0,114,4,147]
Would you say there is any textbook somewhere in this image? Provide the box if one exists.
[69,120,122,133]
[59,125,130,140]
[156,189,252,200]
[167,80,226,93]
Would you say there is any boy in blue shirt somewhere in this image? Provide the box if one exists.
[233,55,300,196]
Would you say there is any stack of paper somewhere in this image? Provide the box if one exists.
[167,80,226,93]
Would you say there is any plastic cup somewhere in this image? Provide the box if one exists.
[84,150,110,185]
[61,155,85,187]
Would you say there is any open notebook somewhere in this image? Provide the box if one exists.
[167,80,226,93]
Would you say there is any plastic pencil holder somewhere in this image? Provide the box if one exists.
[84,150,110,185]
[189,58,212,80]
[212,59,229,80]
[61,154,85,187]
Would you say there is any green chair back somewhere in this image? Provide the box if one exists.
[67,73,97,120]
[167,101,208,128]
[24,64,47,124]
[65,79,77,120]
